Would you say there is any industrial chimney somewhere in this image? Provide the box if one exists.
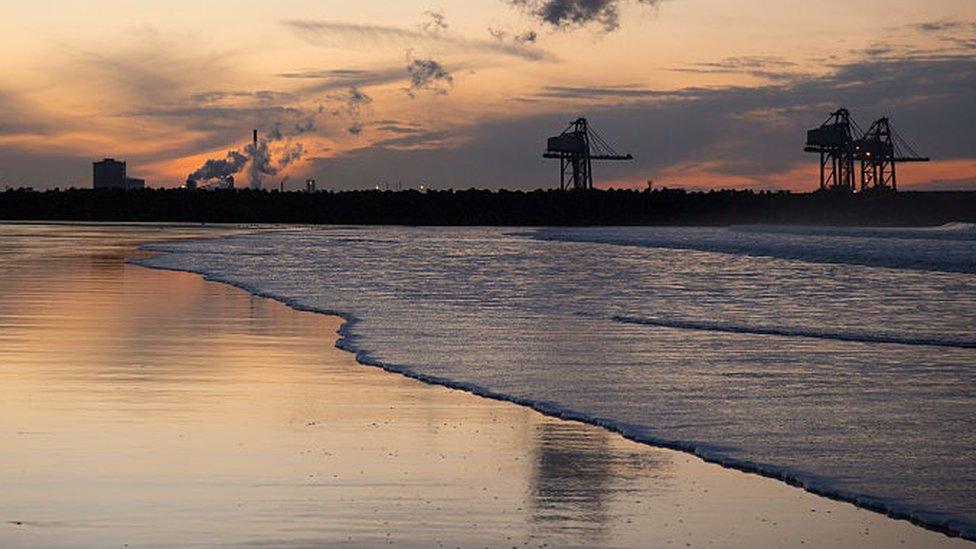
[250,129,261,191]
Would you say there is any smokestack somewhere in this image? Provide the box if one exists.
[253,129,258,147]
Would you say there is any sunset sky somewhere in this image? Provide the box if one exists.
[1,0,974,191]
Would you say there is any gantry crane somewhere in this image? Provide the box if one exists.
[804,108,859,193]
[544,118,633,190]
[853,117,930,192]
[805,108,929,193]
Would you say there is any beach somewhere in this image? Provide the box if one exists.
[0,223,971,548]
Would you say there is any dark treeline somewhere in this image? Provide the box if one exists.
[1,187,974,226]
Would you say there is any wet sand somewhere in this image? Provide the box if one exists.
[0,224,970,548]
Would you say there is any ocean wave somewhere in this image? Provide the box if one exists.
[926,222,976,233]
[531,226,976,273]
[611,315,976,350]
[729,223,976,242]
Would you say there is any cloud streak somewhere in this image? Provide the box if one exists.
[284,19,555,62]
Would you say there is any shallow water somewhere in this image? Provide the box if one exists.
[3,224,969,547]
[139,225,976,538]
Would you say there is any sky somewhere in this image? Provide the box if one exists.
[0,0,974,191]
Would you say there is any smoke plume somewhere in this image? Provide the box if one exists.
[187,150,248,182]
[187,129,308,189]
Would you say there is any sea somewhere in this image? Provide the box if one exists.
[138,224,976,538]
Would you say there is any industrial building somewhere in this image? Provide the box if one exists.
[93,158,146,190]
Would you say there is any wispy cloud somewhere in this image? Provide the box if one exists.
[534,84,677,100]
[284,19,555,62]
[277,66,409,93]
[671,56,802,81]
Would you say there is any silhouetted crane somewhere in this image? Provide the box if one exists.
[804,108,859,193]
[854,117,930,192]
[805,108,930,193]
[544,118,633,190]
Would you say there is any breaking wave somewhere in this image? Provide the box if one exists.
[611,315,976,350]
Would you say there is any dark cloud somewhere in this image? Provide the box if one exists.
[277,69,370,79]
[535,85,678,99]
[906,19,976,53]
[328,87,373,135]
[672,56,801,81]
[406,58,454,97]
[860,44,894,57]
[280,66,413,95]
[368,129,452,150]
[912,20,971,33]
[507,0,661,32]
[345,87,373,112]
[372,121,425,135]
[488,27,539,44]
[130,104,316,139]
[189,90,294,104]
[285,19,554,62]
[421,11,450,35]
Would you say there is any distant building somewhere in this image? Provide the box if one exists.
[93,158,146,190]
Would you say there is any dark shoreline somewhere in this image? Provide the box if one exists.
[2,187,975,226]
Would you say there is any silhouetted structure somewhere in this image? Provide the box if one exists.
[854,118,930,192]
[93,159,145,190]
[544,118,633,190]
[250,129,261,191]
[805,109,857,193]
[805,108,929,193]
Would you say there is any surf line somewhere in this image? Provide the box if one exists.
[611,315,976,350]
